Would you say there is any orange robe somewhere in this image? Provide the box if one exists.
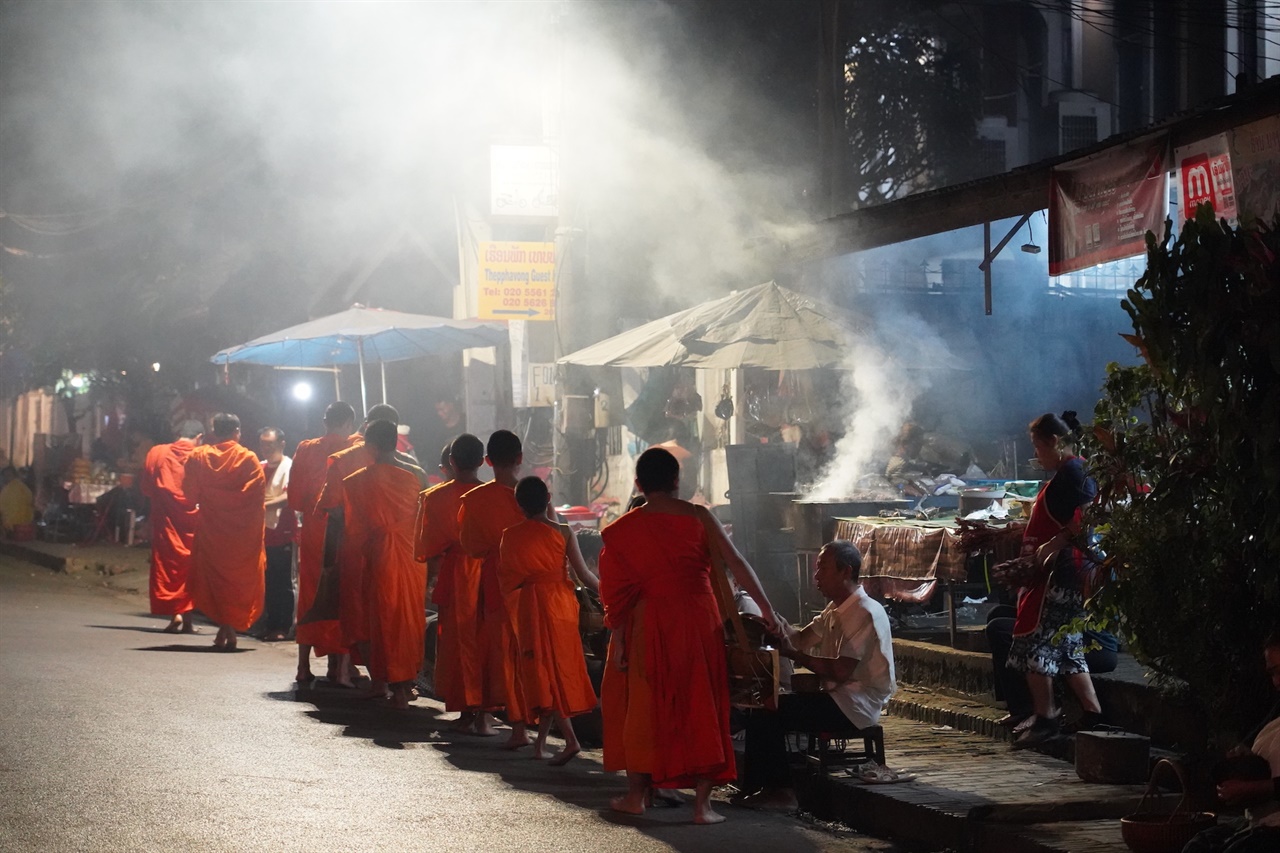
[317,438,375,649]
[289,432,357,656]
[342,464,426,684]
[458,481,527,722]
[415,479,486,711]
[184,440,267,632]
[140,439,198,616]
[499,519,597,718]
[599,508,735,787]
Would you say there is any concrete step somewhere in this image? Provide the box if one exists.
[794,712,1149,853]
[892,637,1205,753]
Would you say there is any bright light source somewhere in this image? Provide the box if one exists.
[69,375,86,389]
[151,362,161,372]
[292,382,313,402]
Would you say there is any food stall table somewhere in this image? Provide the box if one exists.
[833,516,1024,646]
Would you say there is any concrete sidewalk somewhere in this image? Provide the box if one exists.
[794,713,1144,852]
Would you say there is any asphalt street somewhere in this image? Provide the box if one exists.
[0,556,915,853]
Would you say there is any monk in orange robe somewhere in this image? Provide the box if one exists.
[458,429,529,748]
[415,433,492,733]
[140,419,204,633]
[290,401,357,684]
[318,404,425,692]
[183,413,267,652]
[599,447,780,824]
[499,476,599,764]
[341,419,428,709]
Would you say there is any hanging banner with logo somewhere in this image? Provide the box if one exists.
[1228,115,1280,225]
[1176,134,1237,224]
[476,241,556,322]
[1048,140,1168,276]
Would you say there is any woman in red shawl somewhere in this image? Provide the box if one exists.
[599,447,779,825]
[1008,411,1104,747]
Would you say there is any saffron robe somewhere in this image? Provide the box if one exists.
[289,432,357,655]
[499,519,597,718]
[317,438,376,649]
[599,508,735,787]
[458,481,527,722]
[140,439,199,616]
[184,440,266,632]
[342,464,426,684]
[415,479,486,711]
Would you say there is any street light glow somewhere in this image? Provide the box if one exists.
[151,362,161,372]
[292,381,313,402]
[69,375,86,389]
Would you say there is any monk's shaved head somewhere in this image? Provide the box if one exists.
[210,413,241,440]
[365,420,397,453]
[324,401,356,427]
[515,476,550,517]
[365,404,399,425]
[450,433,484,471]
[486,430,522,467]
[635,447,679,494]
[176,419,204,440]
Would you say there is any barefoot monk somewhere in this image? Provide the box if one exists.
[184,413,267,652]
[415,434,490,733]
[140,419,204,634]
[290,401,358,684]
[499,475,599,764]
[341,420,428,709]
[599,447,779,824]
[458,430,529,749]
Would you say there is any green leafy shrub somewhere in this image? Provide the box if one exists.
[1086,207,1280,744]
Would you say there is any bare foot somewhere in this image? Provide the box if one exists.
[500,736,532,751]
[179,619,198,634]
[548,746,580,767]
[295,670,315,684]
[474,714,498,736]
[609,795,645,816]
[531,745,553,760]
[693,806,726,825]
[450,713,477,732]
[162,617,182,634]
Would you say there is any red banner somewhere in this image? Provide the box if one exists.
[1048,141,1168,276]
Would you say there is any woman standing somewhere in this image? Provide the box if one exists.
[1008,411,1104,747]
[599,447,779,824]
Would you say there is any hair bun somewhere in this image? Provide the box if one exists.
[1061,410,1081,432]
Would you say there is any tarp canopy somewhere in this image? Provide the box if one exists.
[558,281,963,371]
[211,305,507,367]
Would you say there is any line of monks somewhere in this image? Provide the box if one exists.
[144,401,777,824]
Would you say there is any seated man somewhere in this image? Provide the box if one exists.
[1182,631,1280,853]
[738,539,896,811]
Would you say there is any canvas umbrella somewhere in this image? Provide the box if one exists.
[558,281,861,370]
[211,305,508,411]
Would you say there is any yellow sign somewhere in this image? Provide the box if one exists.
[477,241,556,321]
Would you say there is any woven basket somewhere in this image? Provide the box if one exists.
[1120,759,1216,853]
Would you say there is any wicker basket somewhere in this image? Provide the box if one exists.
[1120,759,1216,853]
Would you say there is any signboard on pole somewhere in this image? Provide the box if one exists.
[476,241,556,321]
[1048,140,1168,276]
[490,145,559,219]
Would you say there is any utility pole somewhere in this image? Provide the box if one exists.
[818,0,844,218]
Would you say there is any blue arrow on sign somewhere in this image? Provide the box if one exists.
[493,308,540,317]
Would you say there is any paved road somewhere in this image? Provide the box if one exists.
[0,557,912,853]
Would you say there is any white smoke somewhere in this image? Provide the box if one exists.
[808,311,946,499]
